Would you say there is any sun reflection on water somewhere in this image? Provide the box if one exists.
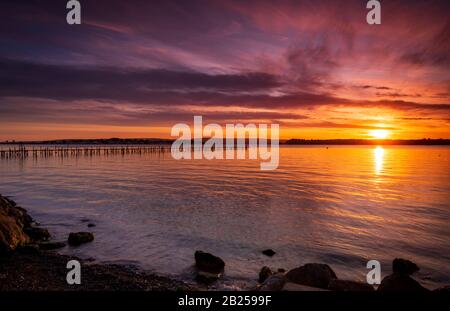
[374,146,384,174]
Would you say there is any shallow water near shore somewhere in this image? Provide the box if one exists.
[1,145,449,289]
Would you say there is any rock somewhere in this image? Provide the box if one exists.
[258,266,273,283]
[0,216,30,253]
[68,232,94,246]
[24,227,50,241]
[259,273,286,291]
[328,279,375,291]
[7,205,33,228]
[194,251,225,274]
[286,263,337,289]
[262,249,276,257]
[196,271,221,284]
[277,268,286,273]
[38,241,66,250]
[377,273,429,292]
[87,223,96,228]
[0,196,31,253]
[282,282,328,291]
[3,196,17,207]
[393,258,419,275]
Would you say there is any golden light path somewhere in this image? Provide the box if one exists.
[374,146,385,174]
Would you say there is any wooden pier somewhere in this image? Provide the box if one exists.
[0,145,171,160]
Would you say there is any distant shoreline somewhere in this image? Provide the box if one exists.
[283,139,450,146]
[1,138,450,146]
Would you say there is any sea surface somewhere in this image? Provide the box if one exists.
[1,145,449,289]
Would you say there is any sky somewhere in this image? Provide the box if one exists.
[0,0,449,141]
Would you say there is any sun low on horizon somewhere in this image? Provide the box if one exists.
[369,129,390,140]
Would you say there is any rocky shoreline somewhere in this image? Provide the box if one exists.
[0,250,192,291]
[0,194,193,291]
[1,194,449,292]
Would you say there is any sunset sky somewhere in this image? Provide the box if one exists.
[0,0,449,141]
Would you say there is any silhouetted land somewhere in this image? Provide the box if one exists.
[284,139,450,145]
[1,138,449,145]
[0,138,173,145]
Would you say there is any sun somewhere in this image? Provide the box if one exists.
[369,129,390,139]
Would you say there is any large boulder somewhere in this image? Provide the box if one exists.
[377,258,427,292]
[392,258,419,275]
[328,279,375,291]
[286,263,337,289]
[194,251,225,274]
[68,232,94,246]
[377,273,428,292]
[0,195,31,254]
[262,249,276,257]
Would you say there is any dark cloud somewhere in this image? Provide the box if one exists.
[0,58,281,101]
[1,58,448,115]
[282,121,396,130]
[375,92,422,98]
[0,97,305,125]
[360,85,393,91]
[354,100,450,111]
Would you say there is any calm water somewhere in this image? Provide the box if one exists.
[1,145,449,289]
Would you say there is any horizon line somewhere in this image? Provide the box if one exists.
[2,137,450,146]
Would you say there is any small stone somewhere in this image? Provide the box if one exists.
[194,251,225,274]
[68,232,94,246]
[87,223,96,228]
[262,249,276,257]
[38,241,66,250]
[258,266,273,283]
